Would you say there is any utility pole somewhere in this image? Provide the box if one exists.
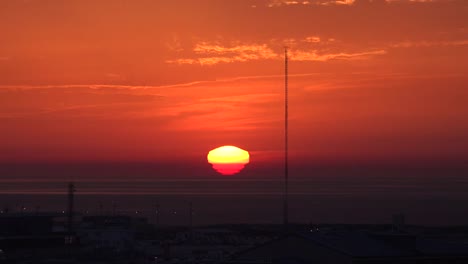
[189,202,193,229]
[155,201,160,226]
[189,202,194,243]
[66,182,76,245]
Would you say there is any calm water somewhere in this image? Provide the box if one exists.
[1,162,468,225]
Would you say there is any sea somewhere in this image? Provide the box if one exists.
[1,162,467,226]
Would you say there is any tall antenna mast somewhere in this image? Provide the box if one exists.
[66,182,76,244]
[283,47,289,227]
[189,202,193,229]
[155,201,160,226]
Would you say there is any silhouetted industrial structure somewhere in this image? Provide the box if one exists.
[67,182,75,237]
[155,201,160,226]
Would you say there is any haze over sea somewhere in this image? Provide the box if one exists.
[2,162,468,226]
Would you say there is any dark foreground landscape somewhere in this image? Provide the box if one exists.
[2,163,468,263]
[3,212,468,264]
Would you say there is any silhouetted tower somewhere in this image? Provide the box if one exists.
[188,202,194,243]
[155,201,160,226]
[112,200,117,215]
[67,182,76,238]
[283,47,289,227]
[189,202,193,229]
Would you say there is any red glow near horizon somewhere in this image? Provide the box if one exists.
[211,163,247,175]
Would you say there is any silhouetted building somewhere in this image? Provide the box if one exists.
[0,213,56,236]
[78,215,135,252]
[0,213,70,262]
[392,213,406,232]
[229,231,468,264]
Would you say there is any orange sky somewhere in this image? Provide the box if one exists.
[0,0,467,164]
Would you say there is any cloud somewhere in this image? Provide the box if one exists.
[167,33,468,66]
[193,43,276,56]
[326,0,356,5]
[266,0,355,6]
[167,38,386,65]
[165,33,184,52]
[0,79,283,132]
[305,36,321,43]
[167,43,278,65]
[385,0,436,2]
[390,40,468,48]
[266,0,312,7]
[264,0,453,6]
[156,93,282,131]
[291,49,387,61]
[0,85,162,120]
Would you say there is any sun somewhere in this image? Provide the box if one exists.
[207,146,250,175]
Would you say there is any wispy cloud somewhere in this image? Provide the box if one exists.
[266,0,312,7]
[385,0,439,3]
[305,36,321,43]
[264,0,454,6]
[324,0,355,5]
[291,49,387,61]
[165,33,184,52]
[390,40,468,48]
[167,43,278,65]
[193,43,276,56]
[0,85,162,120]
[167,38,386,65]
[265,0,355,6]
[0,79,283,132]
[157,92,282,131]
[167,32,468,66]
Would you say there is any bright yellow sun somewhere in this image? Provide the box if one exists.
[207,146,250,175]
